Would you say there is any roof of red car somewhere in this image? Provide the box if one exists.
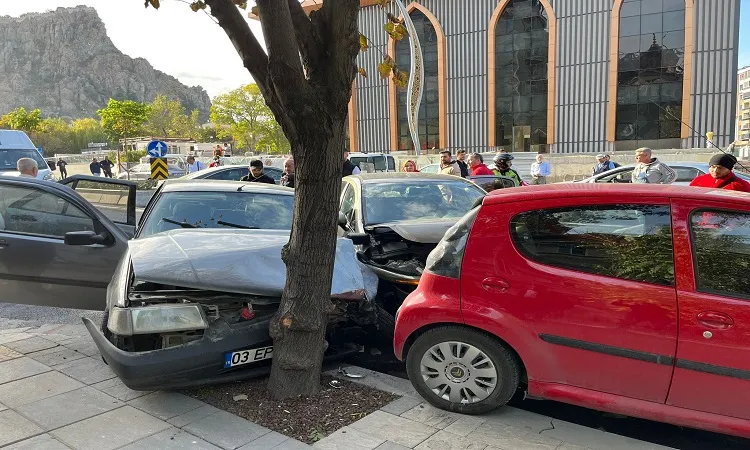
[483,183,750,206]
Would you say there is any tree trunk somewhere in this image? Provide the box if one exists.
[267,117,347,398]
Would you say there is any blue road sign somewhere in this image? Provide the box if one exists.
[147,140,168,158]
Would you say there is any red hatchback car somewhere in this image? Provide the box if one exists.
[394,183,750,438]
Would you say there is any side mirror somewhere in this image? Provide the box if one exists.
[346,232,370,246]
[338,211,349,229]
[65,231,107,246]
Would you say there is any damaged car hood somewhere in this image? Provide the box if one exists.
[369,218,457,243]
[127,229,378,299]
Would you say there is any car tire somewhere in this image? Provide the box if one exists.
[376,305,395,340]
[406,326,520,415]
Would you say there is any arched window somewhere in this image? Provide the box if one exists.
[394,10,441,151]
[615,0,686,146]
[492,0,550,153]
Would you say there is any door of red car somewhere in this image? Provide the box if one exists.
[667,200,750,420]
[462,198,678,403]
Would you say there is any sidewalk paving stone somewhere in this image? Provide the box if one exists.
[443,416,487,437]
[273,438,316,449]
[466,422,562,450]
[183,409,273,450]
[236,431,290,449]
[485,407,556,435]
[380,396,423,416]
[50,405,171,450]
[3,433,71,450]
[16,386,123,430]
[540,419,674,450]
[374,442,412,450]
[54,356,116,385]
[39,333,77,344]
[0,333,34,345]
[0,409,44,447]
[0,345,24,362]
[0,401,6,412]
[45,324,88,336]
[314,426,386,450]
[348,411,438,448]
[0,370,84,408]
[127,391,207,421]
[414,429,488,450]
[27,346,88,367]
[0,327,31,335]
[119,427,223,450]
[90,377,152,402]
[168,404,223,428]
[327,366,418,398]
[4,336,60,354]
[0,357,51,385]
[400,403,460,429]
[61,337,100,356]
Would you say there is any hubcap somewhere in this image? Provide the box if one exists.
[420,341,498,404]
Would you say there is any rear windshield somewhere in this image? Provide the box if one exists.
[351,156,395,172]
[139,191,294,237]
[0,149,46,171]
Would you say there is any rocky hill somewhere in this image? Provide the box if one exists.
[0,6,211,120]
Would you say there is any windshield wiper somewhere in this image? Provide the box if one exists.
[217,220,259,229]
[162,218,199,228]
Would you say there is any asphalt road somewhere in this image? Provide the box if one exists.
[0,302,103,330]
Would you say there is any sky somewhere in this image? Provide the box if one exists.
[0,0,748,98]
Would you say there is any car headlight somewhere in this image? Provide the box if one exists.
[43,172,54,181]
[108,305,208,336]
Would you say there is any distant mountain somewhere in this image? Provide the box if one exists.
[0,6,211,120]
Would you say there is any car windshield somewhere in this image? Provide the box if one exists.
[351,156,394,172]
[362,180,485,225]
[139,191,294,237]
[0,149,46,171]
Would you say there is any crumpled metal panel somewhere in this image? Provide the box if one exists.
[374,218,456,244]
[127,229,378,300]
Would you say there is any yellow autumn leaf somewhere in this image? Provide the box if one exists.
[190,1,206,12]
[393,69,409,88]
[145,0,160,9]
[378,56,395,79]
[359,34,369,52]
[385,22,408,40]
[233,0,247,9]
[358,67,368,78]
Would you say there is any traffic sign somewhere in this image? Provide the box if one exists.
[150,157,169,180]
[147,140,168,158]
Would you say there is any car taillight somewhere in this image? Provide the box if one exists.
[425,207,480,279]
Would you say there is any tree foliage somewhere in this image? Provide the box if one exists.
[97,99,151,141]
[0,107,43,133]
[143,94,202,138]
[210,84,289,153]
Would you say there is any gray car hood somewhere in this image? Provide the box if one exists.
[127,229,378,300]
[370,218,456,243]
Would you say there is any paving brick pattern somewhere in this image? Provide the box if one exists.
[0,327,675,450]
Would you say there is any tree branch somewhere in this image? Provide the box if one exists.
[204,0,269,90]
[286,0,322,75]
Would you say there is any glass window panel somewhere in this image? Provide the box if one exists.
[639,66,662,83]
[641,13,663,34]
[662,30,685,49]
[531,80,548,94]
[515,97,532,113]
[620,35,641,54]
[619,53,641,72]
[641,0,664,15]
[530,62,548,80]
[530,16,548,31]
[638,103,660,122]
[640,33,660,52]
[660,120,681,138]
[659,103,682,121]
[639,84,661,102]
[531,30,548,48]
[532,94,547,111]
[618,104,639,122]
[661,82,683,102]
[514,0,535,18]
[621,2,640,18]
[496,18,514,35]
[497,82,516,97]
[617,122,638,140]
[514,32,532,50]
[663,10,685,32]
[618,70,639,86]
[620,16,641,37]
[618,86,639,104]
[496,34,515,52]
[663,0,685,12]
[496,51,515,67]
[513,113,531,126]
[497,97,513,114]
[637,121,659,140]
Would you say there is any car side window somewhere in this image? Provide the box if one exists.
[673,167,701,183]
[690,210,750,300]
[0,185,95,238]
[510,204,674,286]
[209,168,247,181]
[598,169,633,183]
[341,184,356,224]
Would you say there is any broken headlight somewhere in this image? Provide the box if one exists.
[108,304,208,336]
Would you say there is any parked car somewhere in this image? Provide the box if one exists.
[340,173,486,313]
[0,129,56,181]
[467,175,518,192]
[419,163,440,174]
[578,161,750,185]
[394,183,750,438]
[181,164,283,184]
[349,152,397,173]
[118,163,185,180]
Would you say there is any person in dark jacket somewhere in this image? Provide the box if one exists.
[240,159,275,184]
[99,156,114,178]
[690,154,750,192]
[90,158,101,176]
[280,157,295,188]
[343,151,361,177]
[455,150,470,178]
[492,153,522,185]
[57,158,68,178]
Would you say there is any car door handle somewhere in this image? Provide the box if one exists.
[697,311,734,330]
[482,277,509,293]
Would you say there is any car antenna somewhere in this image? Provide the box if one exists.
[649,100,748,172]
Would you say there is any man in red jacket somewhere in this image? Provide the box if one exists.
[689,154,750,192]
[469,153,494,176]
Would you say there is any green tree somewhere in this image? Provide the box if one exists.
[143,95,201,138]
[255,118,291,154]
[210,84,275,151]
[0,107,43,133]
[69,118,110,153]
[30,118,71,154]
[97,99,150,143]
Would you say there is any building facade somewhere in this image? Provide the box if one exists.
[737,66,750,147]
[336,0,741,154]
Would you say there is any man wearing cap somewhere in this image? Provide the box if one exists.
[592,154,615,175]
[689,154,750,192]
[241,159,275,184]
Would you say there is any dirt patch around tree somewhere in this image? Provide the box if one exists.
[184,374,399,444]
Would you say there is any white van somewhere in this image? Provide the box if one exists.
[348,152,396,173]
[0,130,55,181]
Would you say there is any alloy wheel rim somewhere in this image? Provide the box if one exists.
[420,341,498,404]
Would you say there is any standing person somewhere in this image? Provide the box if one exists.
[90,158,101,177]
[209,156,222,168]
[492,153,522,185]
[469,153,494,175]
[99,156,114,178]
[631,147,677,184]
[592,154,615,175]
[56,158,68,179]
[281,157,295,188]
[606,154,621,168]
[530,154,551,184]
[343,151,361,176]
[16,158,39,178]
[690,154,750,192]
[186,155,206,174]
[402,160,419,173]
[241,159,275,184]
[455,150,470,178]
[439,150,460,176]
[213,145,224,158]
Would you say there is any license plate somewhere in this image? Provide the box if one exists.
[224,346,273,368]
